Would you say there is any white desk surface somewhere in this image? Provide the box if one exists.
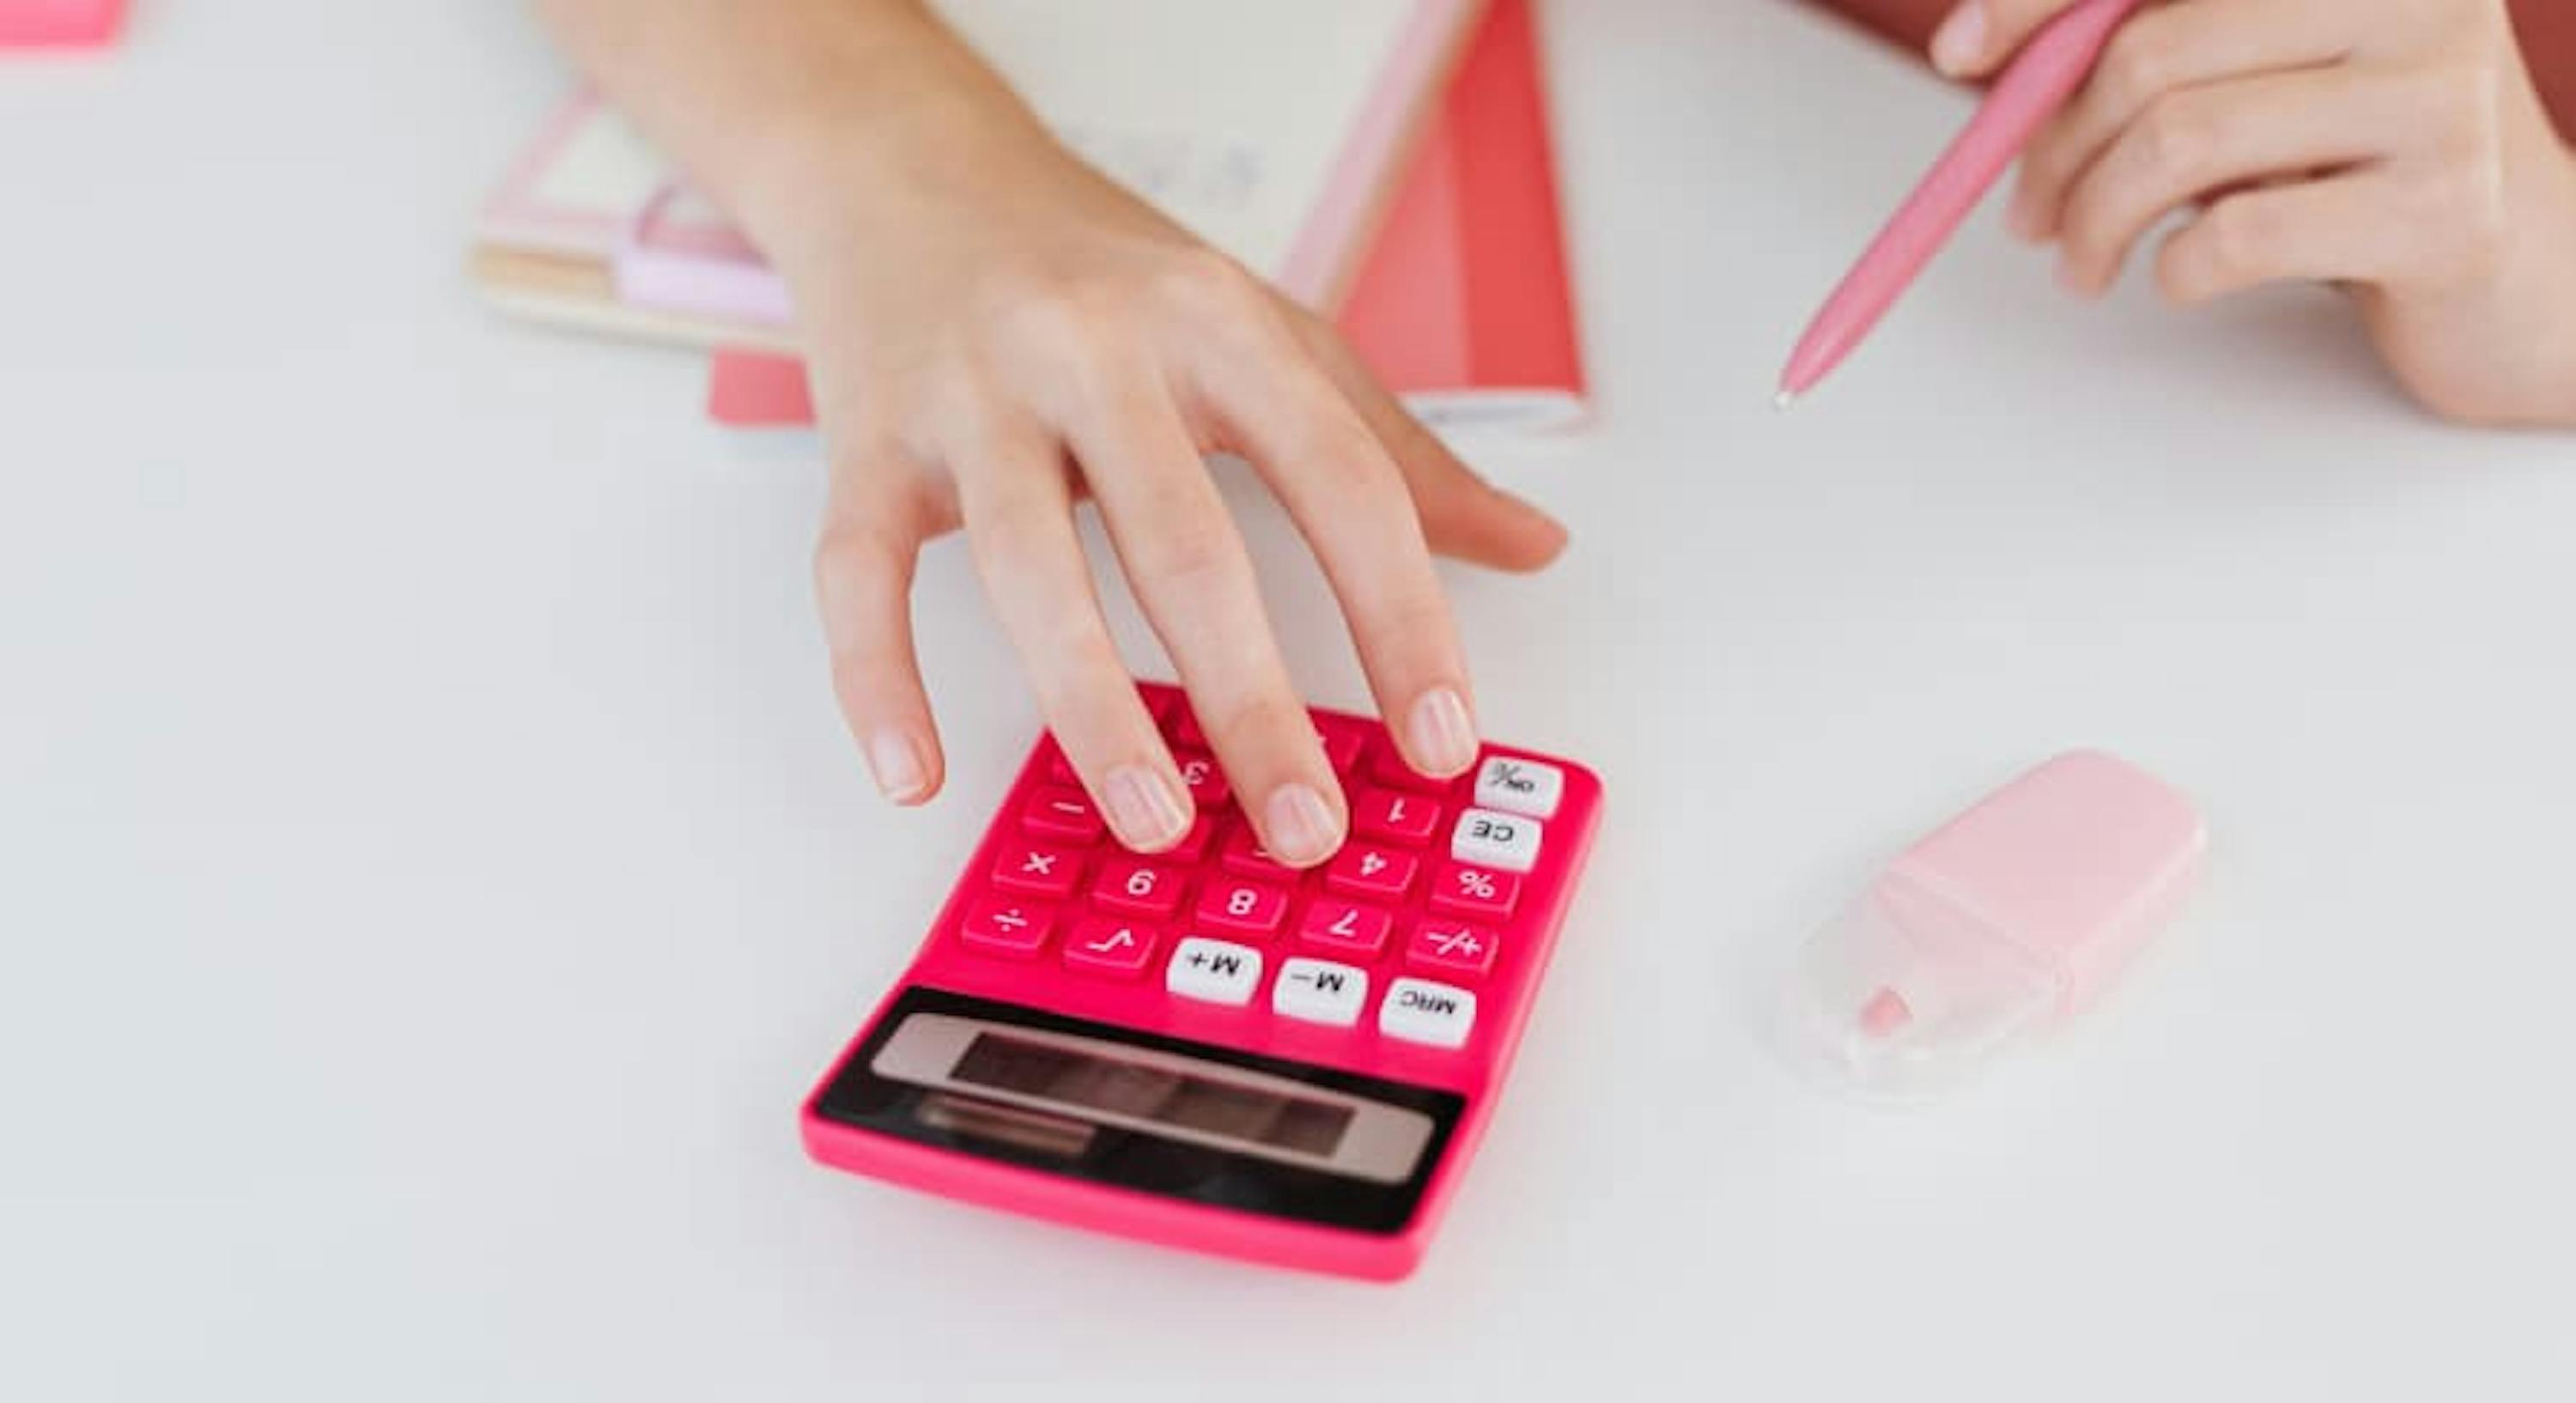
[8,1,2575,1397]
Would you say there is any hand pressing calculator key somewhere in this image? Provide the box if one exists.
[802,682,1602,1281]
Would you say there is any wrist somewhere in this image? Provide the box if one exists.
[726,24,1059,285]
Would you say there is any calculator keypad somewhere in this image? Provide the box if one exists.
[1353,788,1443,846]
[1369,744,1450,794]
[1165,813,1218,862]
[992,838,1084,900]
[1406,920,1498,979]
[1315,717,1370,774]
[1473,755,1564,819]
[1218,823,1297,881]
[1380,978,1477,1048]
[1273,957,1369,1027]
[1296,899,1394,958]
[1450,807,1540,873]
[1167,937,1262,1005]
[948,696,1585,1056]
[1091,857,1184,917]
[1176,752,1229,809]
[1024,787,1106,844]
[1194,878,1291,937]
[961,896,1054,958]
[1429,863,1520,920]
[1325,842,1418,902]
[1064,918,1159,979]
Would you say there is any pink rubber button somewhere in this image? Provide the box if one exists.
[1175,751,1230,809]
[1194,878,1290,937]
[1352,788,1443,847]
[1368,741,1450,794]
[1022,787,1106,844]
[1315,717,1369,774]
[1429,863,1519,920]
[1063,918,1160,980]
[1297,899,1394,958]
[1092,857,1186,918]
[991,838,1084,900]
[1406,920,1498,979]
[959,896,1055,958]
[1325,842,1419,902]
[1219,823,1297,880]
[1163,812,1218,863]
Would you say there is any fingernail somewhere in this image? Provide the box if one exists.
[1405,686,1479,778]
[1931,1,1989,76]
[866,731,931,803]
[1262,783,1343,866]
[1104,764,1191,851]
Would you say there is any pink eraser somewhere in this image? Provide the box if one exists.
[1786,750,2208,1096]
[0,0,126,47]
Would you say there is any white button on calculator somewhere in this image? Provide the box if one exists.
[1273,957,1369,1027]
[1451,807,1541,873]
[1380,978,1477,1048]
[1473,756,1564,819]
[1167,938,1262,1006]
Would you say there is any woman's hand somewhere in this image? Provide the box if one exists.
[757,70,1565,865]
[1931,0,2576,427]
[538,0,1564,866]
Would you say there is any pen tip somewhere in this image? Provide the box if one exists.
[1773,389,1798,412]
[1859,987,1912,1039]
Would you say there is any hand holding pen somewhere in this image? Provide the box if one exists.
[1791,0,2576,428]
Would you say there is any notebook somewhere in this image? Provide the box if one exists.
[705,0,1585,434]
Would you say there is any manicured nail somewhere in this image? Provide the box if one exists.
[1931,1,1989,76]
[1104,764,1191,851]
[866,731,931,803]
[1406,686,1479,778]
[1262,783,1343,866]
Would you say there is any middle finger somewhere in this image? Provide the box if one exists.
[1065,366,1347,869]
[2014,0,2352,240]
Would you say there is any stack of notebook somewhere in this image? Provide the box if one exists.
[471,0,1584,434]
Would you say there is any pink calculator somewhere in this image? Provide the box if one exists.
[802,682,1601,1281]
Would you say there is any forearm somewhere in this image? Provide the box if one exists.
[531,0,1048,262]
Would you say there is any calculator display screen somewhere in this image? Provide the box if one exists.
[952,1032,1355,1156]
[821,990,1461,1229]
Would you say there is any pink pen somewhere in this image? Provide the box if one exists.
[1777,0,2142,406]
[0,0,127,47]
